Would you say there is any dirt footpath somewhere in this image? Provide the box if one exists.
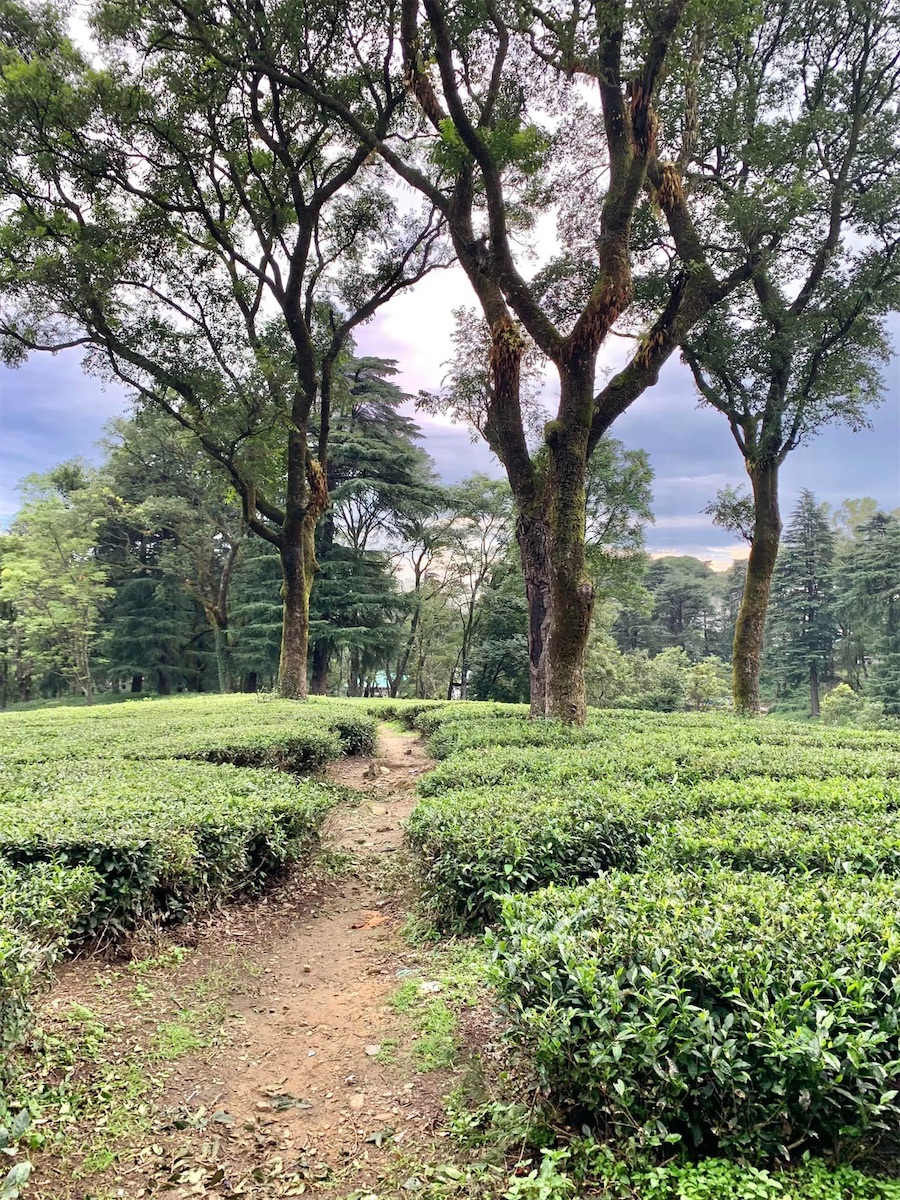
[196,725,437,1146]
[29,724,466,1200]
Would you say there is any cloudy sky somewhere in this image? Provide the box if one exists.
[1,264,898,568]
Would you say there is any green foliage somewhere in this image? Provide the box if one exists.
[401,701,900,1163]
[490,870,900,1160]
[0,860,95,1065]
[0,759,336,935]
[576,1153,900,1198]
[0,692,376,764]
[613,558,725,661]
[0,696,376,941]
[767,491,837,711]
[840,513,900,715]
[0,464,114,702]
[820,683,885,727]
[406,784,649,929]
[407,704,900,927]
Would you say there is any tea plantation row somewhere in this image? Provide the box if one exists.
[0,695,377,1064]
[390,700,900,1180]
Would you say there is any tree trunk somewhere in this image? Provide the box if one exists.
[516,511,552,718]
[211,620,232,694]
[392,602,421,698]
[733,459,781,714]
[245,670,258,693]
[278,407,328,699]
[157,669,171,695]
[278,524,315,701]
[810,661,820,717]
[347,648,361,698]
[311,641,330,694]
[545,370,594,724]
[130,673,143,694]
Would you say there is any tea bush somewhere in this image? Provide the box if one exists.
[0,694,376,768]
[581,1154,900,1199]
[490,870,900,1160]
[0,760,338,935]
[406,784,663,928]
[420,736,900,793]
[645,807,900,875]
[0,861,96,1061]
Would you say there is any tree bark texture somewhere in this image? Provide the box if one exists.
[278,420,329,699]
[733,459,781,713]
[545,367,595,724]
[311,641,330,694]
[211,620,232,695]
[516,511,552,718]
[278,518,317,701]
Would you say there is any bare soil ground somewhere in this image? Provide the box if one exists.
[22,725,493,1200]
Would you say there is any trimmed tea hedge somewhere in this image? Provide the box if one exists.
[592,1157,900,1199]
[645,807,900,876]
[0,694,377,768]
[490,870,900,1160]
[0,861,95,1061]
[406,783,670,929]
[0,760,338,935]
[419,737,900,793]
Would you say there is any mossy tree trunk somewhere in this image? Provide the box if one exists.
[733,458,781,714]
[516,506,552,717]
[278,418,329,701]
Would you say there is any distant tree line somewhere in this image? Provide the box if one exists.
[1,370,896,720]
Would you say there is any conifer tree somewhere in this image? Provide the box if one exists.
[767,490,837,716]
[842,512,900,715]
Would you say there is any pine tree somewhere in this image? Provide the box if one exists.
[842,513,900,716]
[767,491,837,716]
[229,538,283,691]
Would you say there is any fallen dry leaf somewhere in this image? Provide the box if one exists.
[350,912,387,930]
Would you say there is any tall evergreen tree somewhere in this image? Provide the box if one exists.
[842,512,900,715]
[312,357,441,692]
[767,490,837,716]
[229,539,283,692]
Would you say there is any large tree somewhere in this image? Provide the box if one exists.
[682,0,900,712]
[100,413,247,694]
[124,0,766,722]
[312,357,440,692]
[0,0,445,698]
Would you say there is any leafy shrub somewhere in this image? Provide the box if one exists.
[820,684,886,728]
[425,717,608,760]
[412,702,527,737]
[0,761,337,935]
[579,1152,900,1199]
[0,861,96,1061]
[645,807,900,876]
[0,694,376,770]
[325,710,378,756]
[419,736,900,796]
[406,784,664,929]
[490,870,900,1160]
[178,727,343,773]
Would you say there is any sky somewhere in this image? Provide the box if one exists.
[1,265,898,569]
